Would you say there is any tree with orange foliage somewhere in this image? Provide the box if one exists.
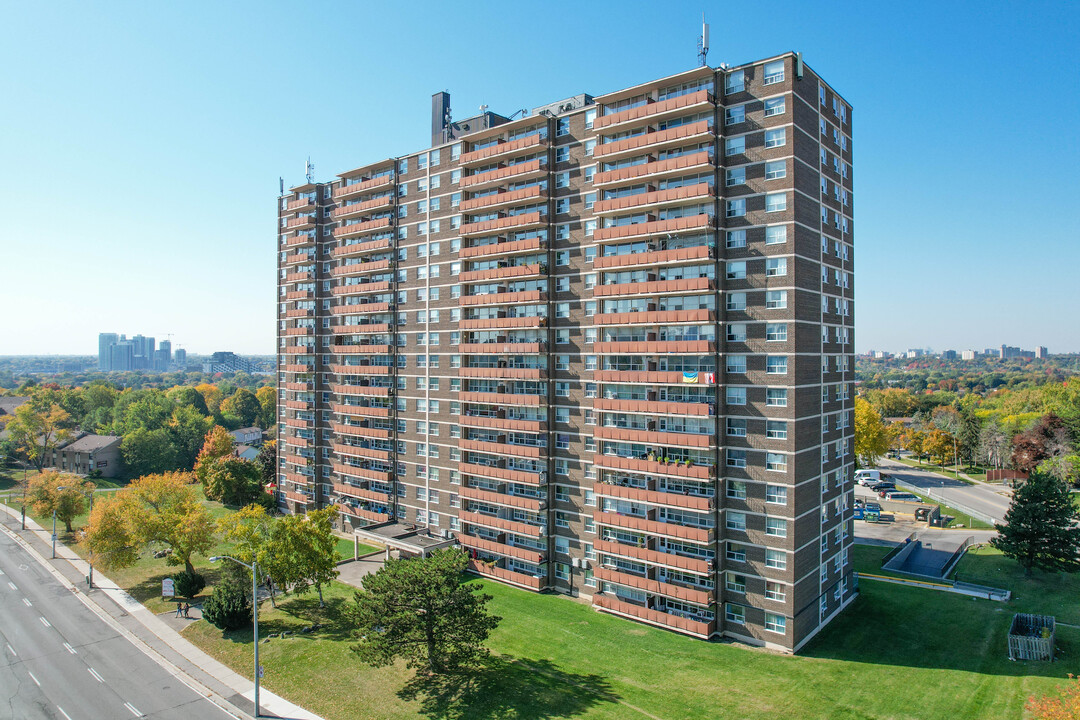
[194,383,224,417]
[1027,675,1080,719]
[194,425,235,487]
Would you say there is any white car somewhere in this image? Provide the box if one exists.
[855,469,881,486]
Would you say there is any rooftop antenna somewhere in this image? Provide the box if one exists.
[479,104,489,114]
[305,157,314,184]
[279,177,284,195]
[697,14,710,67]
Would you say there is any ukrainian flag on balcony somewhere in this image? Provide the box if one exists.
[682,372,698,384]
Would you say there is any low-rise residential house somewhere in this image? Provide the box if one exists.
[234,444,260,462]
[42,433,124,478]
[229,427,264,446]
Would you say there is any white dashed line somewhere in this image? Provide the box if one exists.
[7,582,16,590]
[27,670,40,686]
[5,643,15,656]
[39,616,51,628]
[64,642,77,654]
[124,701,143,716]
[22,597,32,607]
[57,707,73,720]
[88,667,105,683]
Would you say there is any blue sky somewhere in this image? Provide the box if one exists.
[1,0,1077,356]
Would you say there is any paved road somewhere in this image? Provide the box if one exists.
[876,459,1012,524]
[0,528,232,720]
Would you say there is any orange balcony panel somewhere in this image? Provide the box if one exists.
[459,485,543,512]
[332,383,391,397]
[285,215,316,229]
[594,482,713,512]
[333,462,391,484]
[284,381,312,391]
[593,120,714,160]
[592,566,713,606]
[335,217,393,239]
[594,277,714,298]
[283,346,314,355]
[593,509,711,543]
[459,511,543,538]
[594,245,713,269]
[332,403,390,418]
[460,211,545,237]
[331,280,391,296]
[330,323,391,335]
[284,400,311,410]
[284,472,311,486]
[593,340,715,355]
[459,263,545,283]
[466,559,544,591]
[594,398,712,417]
[594,455,713,481]
[329,363,390,375]
[460,159,546,188]
[337,504,390,523]
[459,391,541,407]
[460,290,546,307]
[330,259,392,278]
[457,366,545,380]
[593,214,714,243]
[332,195,394,218]
[282,252,311,266]
[459,462,543,486]
[593,425,712,449]
[595,89,713,130]
[285,290,314,300]
[283,435,309,449]
[283,327,314,336]
[285,197,316,213]
[282,364,313,373]
[333,422,391,440]
[283,452,309,466]
[458,414,545,433]
[456,533,543,564]
[594,309,715,326]
[460,236,544,259]
[329,303,391,315]
[594,183,714,215]
[459,185,546,212]
[594,370,702,385]
[593,593,714,639]
[459,316,545,330]
[284,234,314,247]
[593,539,710,575]
[458,342,544,355]
[331,237,393,259]
[334,443,391,462]
[284,271,314,283]
[460,134,547,165]
[333,174,394,199]
[330,344,391,355]
[284,490,313,505]
[334,483,390,504]
[594,151,715,187]
[284,308,313,318]
[459,438,543,459]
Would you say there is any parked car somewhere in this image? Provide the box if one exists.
[867,481,895,492]
[877,486,900,498]
[855,469,882,485]
[863,502,882,513]
[884,491,919,502]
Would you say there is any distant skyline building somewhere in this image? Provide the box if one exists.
[201,351,255,374]
[98,332,183,371]
[175,348,187,367]
[97,332,119,370]
[961,350,976,360]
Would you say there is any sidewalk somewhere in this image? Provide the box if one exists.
[0,504,325,720]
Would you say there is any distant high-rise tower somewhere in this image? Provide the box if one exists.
[98,333,119,370]
[175,348,188,367]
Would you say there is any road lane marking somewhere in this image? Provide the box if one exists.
[40,616,51,628]
[88,667,104,683]
[64,642,77,654]
[124,701,143,716]
[5,643,15,656]
[57,707,73,720]
[7,582,16,590]
[28,670,40,686]
[22,597,32,606]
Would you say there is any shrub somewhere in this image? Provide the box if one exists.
[172,569,206,598]
[202,581,251,631]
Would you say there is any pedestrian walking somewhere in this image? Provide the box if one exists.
[174,602,183,618]
[183,602,191,618]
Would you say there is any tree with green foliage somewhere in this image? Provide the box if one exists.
[203,457,269,507]
[203,580,251,631]
[121,426,180,476]
[255,440,277,486]
[350,548,501,674]
[168,404,214,470]
[221,388,261,429]
[194,426,235,487]
[27,472,92,532]
[854,398,890,467]
[167,386,209,415]
[991,469,1080,576]
[5,399,74,471]
[255,386,276,430]
[273,507,339,606]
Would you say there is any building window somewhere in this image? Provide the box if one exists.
[764,128,786,148]
[556,408,570,424]
[725,69,744,94]
[725,137,745,156]
[763,96,785,116]
[727,323,747,342]
[765,225,787,245]
[726,387,746,406]
[726,199,745,218]
[726,292,746,311]
[726,542,746,562]
[766,356,788,374]
[765,613,786,634]
[726,230,746,249]
[726,449,747,468]
[766,453,787,472]
[764,160,786,180]
[765,257,787,276]
[726,261,746,280]
[765,323,787,342]
[765,549,787,570]
[765,290,787,309]
[766,388,788,407]
[726,167,745,186]
[556,382,570,397]
[726,355,747,373]
[765,193,787,213]
[765,517,787,536]
[584,108,596,129]
[726,511,747,531]
[726,480,747,498]
[765,484,787,504]
[725,105,745,125]
[762,60,784,85]
[725,603,746,624]
[556,117,570,137]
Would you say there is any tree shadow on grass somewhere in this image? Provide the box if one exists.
[398,655,620,720]
[256,594,354,642]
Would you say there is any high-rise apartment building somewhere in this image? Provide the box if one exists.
[98,333,119,370]
[275,53,855,652]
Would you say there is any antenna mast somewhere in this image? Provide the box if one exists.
[697,14,710,67]
[305,157,314,184]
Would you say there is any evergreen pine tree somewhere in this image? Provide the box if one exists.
[991,469,1080,576]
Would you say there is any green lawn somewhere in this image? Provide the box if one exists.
[182,561,1080,720]
[334,536,379,561]
[951,545,1080,625]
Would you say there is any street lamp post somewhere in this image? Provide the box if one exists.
[52,485,66,559]
[210,555,260,718]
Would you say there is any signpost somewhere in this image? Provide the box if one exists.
[162,578,175,598]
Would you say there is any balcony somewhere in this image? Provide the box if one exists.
[333,482,390,504]
[285,215,316,230]
[594,370,704,385]
[284,491,314,506]
[284,400,312,411]
[594,309,714,326]
[594,482,713,512]
[466,559,544,591]
[331,237,393,259]
[459,438,544,460]
[332,422,391,440]
[594,276,714,298]
[331,281,391,297]
[457,365,545,380]
[460,236,544,259]
[594,245,713,269]
[593,593,714,639]
[459,185,546,212]
[281,364,314,374]
[461,159,547,189]
[594,150,715,188]
[459,315,546,330]
[459,485,544,512]
[593,398,712,417]
[460,211,545,237]
[330,258,392,278]
[459,414,545,433]
[592,565,713,606]
[283,345,314,355]
[459,391,541,407]
[329,363,391,375]
[460,510,543,538]
[331,384,393,398]
[284,417,312,429]
[456,533,544,564]
[283,472,311,486]
[337,504,390,524]
[459,462,543,486]
[328,343,391,355]
[283,435,309,449]
[329,323,391,335]
[332,402,390,418]
[594,454,712,481]
[460,134,548,166]
[282,252,312,266]
[593,120,714,161]
[593,509,712,543]
[459,263,545,283]
[593,214,714,243]
[285,197,316,213]
[334,217,393,239]
[460,290,546,307]
[458,342,545,355]
[284,271,314,283]
[333,462,391,484]
[284,308,313,318]
[593,183,713,216]
[595,89,713,130]
[332,195,394,219]
[592,538,710,575]
[333,174,394,199]
[284,234,315,247]
[284,289,314,300]
[592,340,716,354]
[592,425,713,449]
[330,302,391,315]
[334,443,391,462]
[282,326,314,336]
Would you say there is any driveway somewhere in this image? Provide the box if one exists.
[876,459,1013,525]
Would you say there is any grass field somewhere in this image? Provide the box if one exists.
[951,545,1080,625]
[334,536,379,561]
[180,545,1080,720]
